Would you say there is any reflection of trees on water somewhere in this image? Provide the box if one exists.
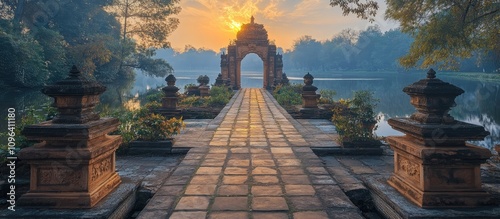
[97,78,136,112]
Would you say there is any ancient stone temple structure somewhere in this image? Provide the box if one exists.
[19,66,122,208]
[220,16,283,89]
[386,69,492,208]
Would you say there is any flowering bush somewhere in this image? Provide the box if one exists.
[132,113,185,141]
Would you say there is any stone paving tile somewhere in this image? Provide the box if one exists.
[137,209,169,219]
[169,211,207,219]
[196,167,222,175]
[184,185,217,195]
[252,212,289,219]
[156,185,184,196]
[209,211,249,219]
[190,175,220,184]
[175,196,210,210]
[289,196,324,210]
[294,211,329,219]
[143,195,175,210]
[218,185,248,196]
[252,197,289,211]
[222,175,248,184]
[281,175,311,184]
[252,185,283,196]
[212,197,249,211]
[285,185,316,196]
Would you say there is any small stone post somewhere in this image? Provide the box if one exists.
[199,75,210,97]
[301,72,320,109]
[18,66,122,208]
[215,73,224,86]
[161,74,179,110]
[386,69,492,208]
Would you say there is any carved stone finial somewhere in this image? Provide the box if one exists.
[427,68,436,79]
[69,65,80,77]
[165,74,176,86]
[303,72,314,86]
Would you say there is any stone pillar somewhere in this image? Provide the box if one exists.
[386,69,492,208]
[199,75,210,97]
[301,73,320,109]
[18,66,122,208]
[161,74,179,110]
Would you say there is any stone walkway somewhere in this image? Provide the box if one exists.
[137,88,364,219]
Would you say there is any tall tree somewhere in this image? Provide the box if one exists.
[329,0,500,70]
[108,0,181,49]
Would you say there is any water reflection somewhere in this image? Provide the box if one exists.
[1,70,498,150]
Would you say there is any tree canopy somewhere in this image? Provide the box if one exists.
[329,0,500,70]
[0,0,181,88]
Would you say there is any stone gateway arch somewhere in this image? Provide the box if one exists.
[220,16,283,89]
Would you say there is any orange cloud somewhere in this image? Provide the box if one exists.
[169,0,396,52]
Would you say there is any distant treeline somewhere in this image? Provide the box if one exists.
[157,26,499,73]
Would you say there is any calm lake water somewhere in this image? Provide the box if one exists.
[1,70,499,150]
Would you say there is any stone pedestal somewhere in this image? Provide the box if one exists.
[199,85,210,97]
[18,66,122,208]
[387,69,492,208]
[301,73,320,110]
[161,74,179,110]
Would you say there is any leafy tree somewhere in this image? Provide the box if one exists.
[108,0,181,49]
[33,28,67,82]
[329,0,500,70]
[0,28,49,87]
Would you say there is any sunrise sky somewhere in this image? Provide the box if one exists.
[168,0,398,52]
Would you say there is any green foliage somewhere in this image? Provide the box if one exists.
[1,0,179,88]
[144,89,164,103]
[329,0,500,70]
[0,104,56,164]
[385,0,500,69]
[273,84,303,107]
[178,85,233,108]
[207,85,233,107]
[329,0,378,21]
[319,89,337,104]
[0,29,49,87]
[101,105,185,143]
[331,90,380,143]
[178,96,207,108]
[108,0,181,49]
[131,114,185,141]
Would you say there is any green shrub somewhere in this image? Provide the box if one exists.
[207,85,232,107]
[331,90,380,143]
[0,104,56,164]
[178,96,207,107]
[273,84,303,107]
[319,89,337,104]
[131,114,185,141]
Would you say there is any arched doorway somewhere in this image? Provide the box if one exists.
[241,53,264,87]
[220,16,283,89]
